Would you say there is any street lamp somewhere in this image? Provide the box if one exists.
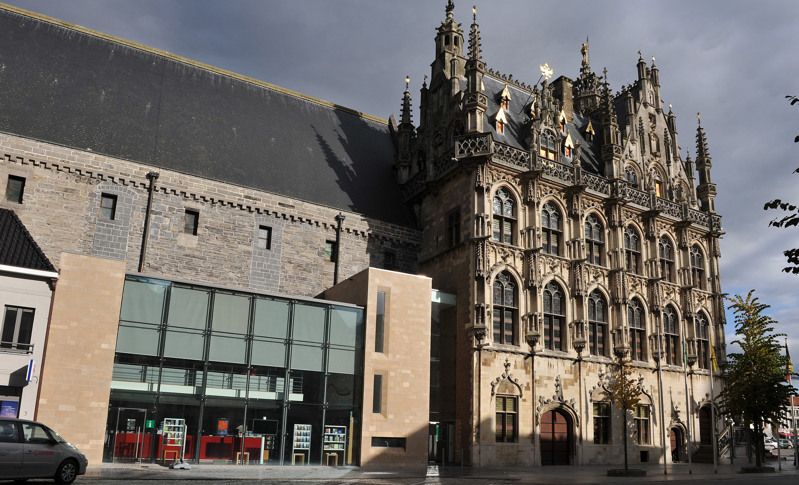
[526,325,540,461]
[573,322,586,464]
[650,331,668,475]
[684,339,697,474]
[614,342,631,473]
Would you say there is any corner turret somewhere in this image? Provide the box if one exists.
[695,114,717,212]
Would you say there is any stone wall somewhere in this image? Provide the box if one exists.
[0,131,421,298]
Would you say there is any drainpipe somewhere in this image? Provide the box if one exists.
[138,171,160,273]
[333,213,345,285]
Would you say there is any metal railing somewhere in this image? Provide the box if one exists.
[0,341,34,354]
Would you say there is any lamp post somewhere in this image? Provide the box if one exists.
[526,326,540,463]
[684,341,697,474]
[471,322,487,467]
[650,329,668,475]
[614,342,631,473]
[573,323,586,465]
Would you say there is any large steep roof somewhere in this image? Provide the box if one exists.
[0,5,414,227]
[0,208,56,272]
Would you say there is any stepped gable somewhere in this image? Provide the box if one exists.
[0,6,413,227]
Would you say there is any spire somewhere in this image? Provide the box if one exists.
[695,113,711,163]
[400,75,413,125]
[468,5,482,61]
[574,40,601,114]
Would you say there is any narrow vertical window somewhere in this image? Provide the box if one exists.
[447,209,461,247]
[492,188,516,245]
[100,193,118,221]
[696,313,710,370]
[691,245,705,290]
[628,299,646,362]
[492,273,517,345]
[635,405,651,444]
[588,291,608,357]
[325,240,337,262]
[495,395,518,442]
[543,282,565,351]
[184,209,199,235]
[585,214,604,265]
[375,291,386,353]
[593,402,611,444]
[624,226,642,274]
[257,225,272,250]
[541,202,562,256]
[663,306,680,366]
[659,237,675,283]
[1,306,35,352]
[5,175,25,203]
[372,374,383,413]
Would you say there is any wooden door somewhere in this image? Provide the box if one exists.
[540,409,571,465]
[670,427,683,462]
[699,406,712,445]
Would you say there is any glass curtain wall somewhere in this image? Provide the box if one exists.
[106,276,363,466]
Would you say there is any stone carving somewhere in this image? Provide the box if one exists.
[490,357,523,397]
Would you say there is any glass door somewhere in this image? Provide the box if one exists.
[112,407,148,463]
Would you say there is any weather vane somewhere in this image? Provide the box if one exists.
[539,63,553,81]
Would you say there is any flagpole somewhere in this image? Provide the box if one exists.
[709,344,718,474]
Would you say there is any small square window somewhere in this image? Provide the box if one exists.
[184,209,199,235]
[257,225,272,250]
[100,193,118,220]
[324,240,337,262]
[5,176,25,204]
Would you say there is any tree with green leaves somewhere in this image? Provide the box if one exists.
[603,349,643,473]
[763,96,799,274]
[718,291,797,468]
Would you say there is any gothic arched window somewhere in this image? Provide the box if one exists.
[663,305,680,366]
[493,272,517,345]
[588,290,608,357]
[625,167,638,188]
[543,282,566,351]
[628,299,646,362]
[624,226,642,274]
[691,245,706,290]
[696,312,711,370]
[492,188,516,245]
[659,236,675,283]
[539,131,557,161]
[585,214,604,266]
[542,202,562,256]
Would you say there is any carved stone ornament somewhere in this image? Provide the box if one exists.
[475,239,487,280]
[490,357,523,397]
[536,375,578,426]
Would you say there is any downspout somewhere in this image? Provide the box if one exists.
[138,171,160,273]
[333,213,345,285]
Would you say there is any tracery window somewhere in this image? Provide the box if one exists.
[588,290,608,357]
[696,312,711,370]
[543,282,566,351]
[492,272,517,345]
[541,202,562,256]
[628,299,646,362]
[663,305,680,366]
[624,226,642,274]
[492,188,516,245]
[659,236,675,283]
[691,245,706,290]
[585,214,604,266]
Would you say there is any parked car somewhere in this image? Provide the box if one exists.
[0,418,87,483]
[779,438,793,449]
[764,437,778,451]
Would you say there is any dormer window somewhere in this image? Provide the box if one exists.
[563,133,574,159]
[495,109,508,136]
[558,111,567,135]
[584,120,595,143]
[499,84,511,111]
[497,119,505,134]
[501,99,510,111]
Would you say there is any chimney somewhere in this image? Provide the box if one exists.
[551,76,574,122]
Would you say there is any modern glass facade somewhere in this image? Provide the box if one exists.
[105,275,363,465]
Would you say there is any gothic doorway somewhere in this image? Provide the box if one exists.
[699,406,713,445]
[540,408,572,465]
[670,426,684,462]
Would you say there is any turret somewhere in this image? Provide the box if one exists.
[431,0,464,93]
[650,57,662,112]
[695,114,717,212]
[636,52,650,107]
[599,68,621,178]
[684,152,697,205]
[464,5,487,133]
[573,39,601,115]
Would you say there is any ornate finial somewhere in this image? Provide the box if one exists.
[669,103,673,111]
[405,75,410,91]
[581,37,590,68]
[539,63,553,81]
[638,50,643,61]
[422,74,428,88]
[602,66,608,80]
[468,5,482,61]
[696,111,701,126]
[472,5,477,22]
[503,357,511,374]
[446,0,455,19]
[651,56,656,64]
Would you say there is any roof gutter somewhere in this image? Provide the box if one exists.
[0,264,59,280]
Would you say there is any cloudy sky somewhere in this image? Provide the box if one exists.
[9,0,799,360]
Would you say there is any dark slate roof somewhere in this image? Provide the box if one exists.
[483,74,602,174]
[0,6,414,227]
[0,209,56,272]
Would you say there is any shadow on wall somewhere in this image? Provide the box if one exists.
[360,419,430,472]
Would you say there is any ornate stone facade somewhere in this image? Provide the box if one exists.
[402,3,725,467]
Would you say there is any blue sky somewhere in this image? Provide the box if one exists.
[8,0,799,360]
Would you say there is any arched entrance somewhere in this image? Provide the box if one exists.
[699,406,712,445]
[540,408,572,465]
[670,426,685,462]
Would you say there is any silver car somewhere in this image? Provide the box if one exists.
[0,418,88,483]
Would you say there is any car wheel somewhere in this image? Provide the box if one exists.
[55,459,79,484]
